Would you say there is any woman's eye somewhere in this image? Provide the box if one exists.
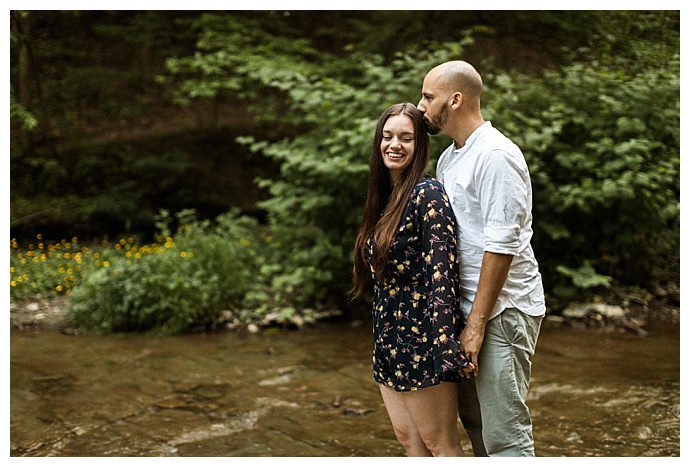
[382,136,392,140]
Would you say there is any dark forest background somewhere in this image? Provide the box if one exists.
[10,11,680,332]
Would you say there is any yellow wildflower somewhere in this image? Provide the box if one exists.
[10,267,14,273]
[103,261,110,268]
[10,281,16,287]
[180,251,187,258]
[56,285,63,292]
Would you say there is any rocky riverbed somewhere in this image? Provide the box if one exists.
[10,283,680,335]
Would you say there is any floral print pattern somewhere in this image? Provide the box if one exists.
[366,177,469,392]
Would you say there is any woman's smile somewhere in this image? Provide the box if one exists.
[381,114,416,182]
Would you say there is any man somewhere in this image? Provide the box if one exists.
[417,60,546,457]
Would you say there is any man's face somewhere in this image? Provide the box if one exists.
[417,73,449,135]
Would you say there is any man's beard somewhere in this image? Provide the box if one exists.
[425,103,449,135]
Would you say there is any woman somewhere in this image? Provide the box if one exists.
[352,103,471,456]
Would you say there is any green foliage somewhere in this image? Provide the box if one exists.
[67,210,264,334]
[10,11,681,322]
[10,94,37,130]
[485,51,679,292]
[169,12,679,307]
[169,16,474,309]
[556,262,613,290]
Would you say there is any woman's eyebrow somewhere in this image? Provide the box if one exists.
[383,130,415,136]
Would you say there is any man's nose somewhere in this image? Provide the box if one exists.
[416,99,425,113]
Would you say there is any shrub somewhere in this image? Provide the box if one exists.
[484,54,680,295]
[67,210,264,333]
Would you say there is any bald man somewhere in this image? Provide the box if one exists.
[418,61,546,457]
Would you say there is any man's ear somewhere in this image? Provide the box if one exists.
[450,91,463,109]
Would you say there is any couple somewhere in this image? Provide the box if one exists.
[352,61,546,457]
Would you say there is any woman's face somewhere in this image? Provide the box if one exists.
[380,114,415,183]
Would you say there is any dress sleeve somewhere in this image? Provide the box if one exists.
[416,182,469,374]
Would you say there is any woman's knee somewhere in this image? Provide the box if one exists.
[391,424,429,455]
[417,426,458,456]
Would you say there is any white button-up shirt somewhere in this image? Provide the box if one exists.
[436,121,546,321]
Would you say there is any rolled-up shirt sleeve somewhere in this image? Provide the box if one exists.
[477,149,528,255]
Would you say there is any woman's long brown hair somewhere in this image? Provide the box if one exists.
[351,103,430,298]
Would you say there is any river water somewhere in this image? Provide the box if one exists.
[10,320,679,457]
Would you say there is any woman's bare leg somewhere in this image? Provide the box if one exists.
[401,382,465,456]
[379,384,432,456]
[380,382,464,456]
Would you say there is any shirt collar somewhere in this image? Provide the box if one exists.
[453,121,492,152]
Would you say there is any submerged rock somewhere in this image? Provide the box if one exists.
[560,301,649,336]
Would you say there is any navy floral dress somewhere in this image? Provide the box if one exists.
[366,176,469,392]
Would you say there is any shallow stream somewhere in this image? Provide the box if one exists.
[10,320,679,456]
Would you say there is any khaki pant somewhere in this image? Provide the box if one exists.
[458,308,543,456]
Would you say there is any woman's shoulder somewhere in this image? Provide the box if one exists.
[414,176,448,198]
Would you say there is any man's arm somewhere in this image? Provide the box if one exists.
[460,251,513,377]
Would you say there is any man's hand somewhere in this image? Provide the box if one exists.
[460,317,486,378]
[459,251,513,378]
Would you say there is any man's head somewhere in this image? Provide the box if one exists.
[417,61,483,136]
